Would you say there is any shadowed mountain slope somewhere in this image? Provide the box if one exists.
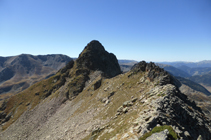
[189,71,211,87]
[177,66,211,76]
[157,63,211,95]
[176,76,211,96]
[0,41,210,140]
[0,54,72,95]
[178,81,211,119]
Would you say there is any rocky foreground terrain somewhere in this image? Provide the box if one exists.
[0,40,211,140]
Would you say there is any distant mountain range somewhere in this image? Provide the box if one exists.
[156,63,191,77]
[120,60,211,75]
[118,60,211,96]
[118,59,138,64]
[178,66,211,76]
[159,60,211,68]
[156,63,211,94]
[118,60,138,72]
[0,54,72,97]
[157,61,211,76]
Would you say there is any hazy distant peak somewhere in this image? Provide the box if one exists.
[0,54,72,94]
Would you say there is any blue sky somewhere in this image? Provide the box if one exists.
[0,0,211,62]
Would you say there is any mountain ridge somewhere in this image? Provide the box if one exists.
[159,60,211,68]
[0,40,122,132]
[0,41,211,140]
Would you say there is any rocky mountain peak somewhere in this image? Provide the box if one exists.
[63,40,122,99]
[84,40,105,52]
[131,61,171,85]
[76,40,121,78]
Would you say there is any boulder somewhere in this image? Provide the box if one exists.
[123,101,133,107]
[197,135,202,140]
[146,129,169,140]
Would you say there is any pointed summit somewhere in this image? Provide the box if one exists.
[76,40,121,78]
[83,40,105,52]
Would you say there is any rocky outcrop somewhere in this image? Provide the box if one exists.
[146,129,169,140]
[131,61,171,84]
[76,40,121,78]
[134,84,211,139]
[67,40,121,99]
[110,61,211,140]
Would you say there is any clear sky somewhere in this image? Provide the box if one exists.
[0,0,211,62]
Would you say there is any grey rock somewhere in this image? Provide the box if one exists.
[131,97,138,103]
[117,106,123,112]
[134,125,142,133]
[140,77,145,83]
[184,131,190,137]
[102,97,108,103]
[123,101,133,107]
[123,107,128,113]
[146,129,169,140]
[174,127,182,134]
[116,112,121,116]
[197,135,202,140]
[105,100,110,105]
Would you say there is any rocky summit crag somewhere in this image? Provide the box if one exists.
[0,41,211,140]
[76,40,121,78]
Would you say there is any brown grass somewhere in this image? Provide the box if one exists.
[80,71,154,139]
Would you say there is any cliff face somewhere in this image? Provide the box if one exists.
[0,41,211,140]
